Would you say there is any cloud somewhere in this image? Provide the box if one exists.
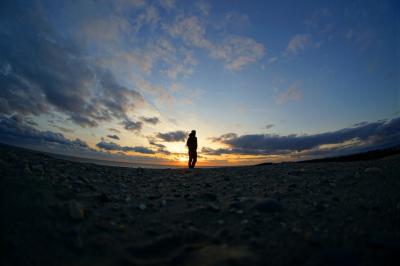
[204,117,400,157]
[96,141,155,154]
[134,5,160,32]
[156,130,187,142]
[212,36,265,71]
[196,1,211,16]
[159,0,175,10]
[265,124,275,130]
[286,34,311,54]
[156,148,171,155]
[107,134,120,140]
[166,16,265,70]
[148,139,166,148]
[135,78,174,106]
[268,57,278,65]
[215,12,250,30]
[148,138,171,155]
[0,115,89,150]
[140,116,160,125]
[96,69,145,121]
[163,49,197,79]
[0,1,144,129]
[53,125,75,133]
[122,119,143,131]
[0,114,171,163]
[275,82,303,105]
[108,128,121,133]
[210,133,238,142]
[166,16,211,48]
[305,9,334,34]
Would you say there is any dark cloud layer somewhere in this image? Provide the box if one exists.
[0,115,167,159]
[53,125,75,133]
[96,141,155,154]
[204,117,400,156]
[156,130,187,142]
[265,124,275,130]
[0,115,89,150]
[107,134,120,140]
[140,116,160,125]
[148,138,171,155]
[0,1,143,129]
[123,119,143,131]
[108,128,121,134]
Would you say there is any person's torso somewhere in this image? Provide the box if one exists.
[187,136,197,150]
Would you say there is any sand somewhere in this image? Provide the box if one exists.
[1,144,400,266]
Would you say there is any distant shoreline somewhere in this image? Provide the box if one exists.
[0,143,229,169]
[2,142,400,170]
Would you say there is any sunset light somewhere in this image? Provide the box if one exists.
[2,1,399,265]
[0,0,398,166]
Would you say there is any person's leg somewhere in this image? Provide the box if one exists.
[188,151,192,168]
[192,152,197,168]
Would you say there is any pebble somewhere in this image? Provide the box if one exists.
[314,248,359,266]
[314,202,327,212]
[253,198,283,212]
[304,231,322,246]
[125,196,132,203]
[364,167,383,174]
[68,200,84,220]
[137,167,144,174]
[30,163,44,174]
[368,238,400,251]
[200,192,218,201]
[207,203,220,212]
[161,199,167,206]
[98,193,111,203]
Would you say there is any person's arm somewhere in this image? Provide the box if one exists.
[195,137,198,150]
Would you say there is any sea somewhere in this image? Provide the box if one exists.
[51,154,184,169]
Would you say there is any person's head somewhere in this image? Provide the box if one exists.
[190,130,196,136]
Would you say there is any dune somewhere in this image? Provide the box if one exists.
[1,144,399,266]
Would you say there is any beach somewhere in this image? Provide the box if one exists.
[1,144,399,266]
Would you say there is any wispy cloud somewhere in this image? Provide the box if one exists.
[212,36,265,71]
[159,0,175,10]
[147,137,171,155]
[265,124,275,130]
[165,15,265,71]
[286,34,311,54]
[268,57,278,65]
[96,141,155,154]
[122,119,143,132]
[52,125,75,133]
[275,82,303,105]
[108,128,121,134]
[134,5,160,32]
[140,116,160,125]
[107,134,120,140]
[156,130,187,142]
[196,0,211,16]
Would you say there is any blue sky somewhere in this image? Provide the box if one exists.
[0,0,399,166]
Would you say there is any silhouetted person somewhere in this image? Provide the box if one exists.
[186,130,197,168]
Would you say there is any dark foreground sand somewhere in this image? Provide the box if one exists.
[1,144,400,266]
